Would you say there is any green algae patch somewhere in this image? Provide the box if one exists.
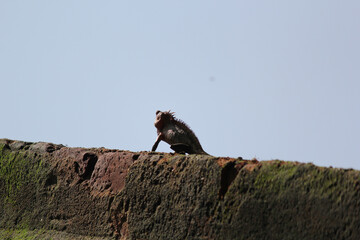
[0,228,49,240]
[253,161,360,201]
[0,228,112,240]
[254,161,312,195]
[0,143,51,229]
[0,143,49,204]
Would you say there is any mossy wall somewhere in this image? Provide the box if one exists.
[114,157,360,240]
[0,140,114,239]
[208,161,360,239]
[0,143,50,229]
[1,139,360,240]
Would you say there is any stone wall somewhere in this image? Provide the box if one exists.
[0,139,359,239]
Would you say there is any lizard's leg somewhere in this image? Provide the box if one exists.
[151,133,163,152]
[170,143,192,154]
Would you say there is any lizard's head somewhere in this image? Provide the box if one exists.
[154,110,175,129]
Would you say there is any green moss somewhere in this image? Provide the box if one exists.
[254,161,300,194]
[252,161,360,202]
[0,228,49,240]
[0,143,49,204]
[0,228,114,240]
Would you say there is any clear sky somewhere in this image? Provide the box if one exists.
[1,1,359,169]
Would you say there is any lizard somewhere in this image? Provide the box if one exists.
[151,110,208,155]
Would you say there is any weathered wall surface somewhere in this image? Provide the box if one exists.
[1,139,360,239]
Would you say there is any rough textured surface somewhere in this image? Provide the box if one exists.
[0,139,138,239]
[1,139,360,239]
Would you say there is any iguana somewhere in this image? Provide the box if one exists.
[151,110,208,155]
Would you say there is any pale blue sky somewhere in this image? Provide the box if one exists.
[1,1,359,169]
